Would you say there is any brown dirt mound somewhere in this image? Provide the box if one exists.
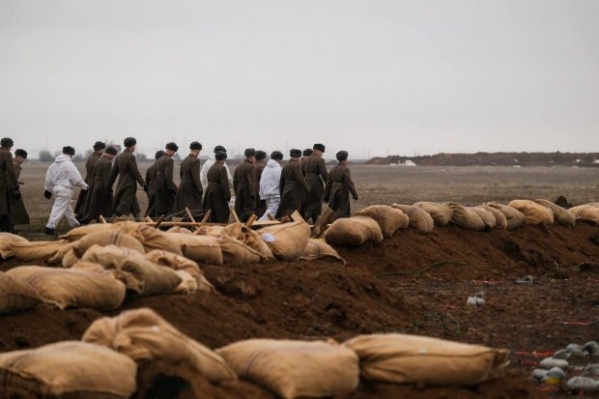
[2,224,599,398]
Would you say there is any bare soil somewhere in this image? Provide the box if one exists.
[2,223,599,398]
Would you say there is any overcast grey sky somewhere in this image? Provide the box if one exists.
[1,0,597,159]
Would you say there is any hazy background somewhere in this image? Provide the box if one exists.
[1,0,597,160]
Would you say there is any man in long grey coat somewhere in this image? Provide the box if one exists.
[10,149,30,229]
[324,151,359,221]
[0,138,20,232]
[81,146,118,223]
[107,137,147,221]
[233,148,256,222]
[302,143,329,223]
[145,150,165,218]
[173,141,203,220]
[203,151,231,224]
[275,149,310,219]
[153,142,178,218]
[74,141,105,219]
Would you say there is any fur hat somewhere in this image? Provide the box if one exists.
[215,151,227,161]
[189,141,202,151]
[124,137,137,148]
[62,146,75,156]
[104,146,118,155]
[15,149,28,158]
[165,142,179,152]
[303,148,313,157]
[244,148,256,158]
[214,145,227,153]
[155,150,165,160]
[313,143,325,153]
[255,150,267,161]
[270,151,283,161]
[336,151,348,162]
[93,141,106,151]
[290,149,302,157]
[0,137,14,148]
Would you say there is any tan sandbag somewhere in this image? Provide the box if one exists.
[144,250,215,293]
[485,202,526,230]
[82,308,236,387]
[391,204,435,233]
[172,270,199,294]
[216,339,359,399]
[447,203,486,231]
[0,341,137,399]
[135,224,182,255]
[225,223,275,259]
[166,233,223,264]
[413,202,454,226]
[197,225,227,236]
[59,223,118,241]
[0,271,41,316]
[479,205,508,230]
[508,199,554,225]
[570,203,599,222]
[534,199,576,226]
[259,221,311,260]
[6,265,126,310]
[300,239,346,263]
[114,220,146,243]
[10,240,69,264]
[0,233,28,259]
[471,207,496,230]
[61,248,80,268]
[167,226,193,234]
[81,245,182,296]
[218,235,265,265]
[344,333,510,386]
[324,216,384,247]
[354,205,409,238]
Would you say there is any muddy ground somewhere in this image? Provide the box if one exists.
[2,223,599,398]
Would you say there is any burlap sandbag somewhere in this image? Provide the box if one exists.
[59,223,118,241]
[534,199,576,226]
[478,205,508,230]
[447,203,486,231]
[82,308,236,389]
[391,204,435,233]
[508,199,554,225]
[300,239,346,264]
[172,270,199,294]
[81,245,182,296]
[354,205,409,238]
[260,221,311,260]
[413,202,454,226]
[165,233,223,264]
[485,202,526,230]
[0,341,137,399]
[167,226,193,234]
[0,232,29,259]
[324,216,384,247]
[10,240,70,264]
[216,339,359,399]
[471,207,496,230]
[225,223,275,259]
[197,225,227,236]
[0,271,41,316]
[144,249,215,293]
[6,265,126,310]
[134,224,182,255]
[570,203,599,221]
[218,235,265,264]
[344,333,510,386]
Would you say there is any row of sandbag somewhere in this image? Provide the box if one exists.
[0,307,510,399]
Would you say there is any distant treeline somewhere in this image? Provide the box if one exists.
[367,152,599,167]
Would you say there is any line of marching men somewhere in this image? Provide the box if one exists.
[1,136,359,235]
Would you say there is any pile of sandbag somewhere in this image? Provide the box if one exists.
[569,202,599,223]
[324,216,384,246]
[391,204,435,233]
[0,271,41,315]
[508,200,555,225]
[354,205,409,238]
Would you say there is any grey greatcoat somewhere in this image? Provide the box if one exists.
[108,148,145,216]
[9,161,30,225]
[275,159,310,219]
[74,151,101,217]
[0,148,19,218]
[233,160,256,222]
[203,163,230,224]
[144,161,158,218]
[153,154,177,217]
[324,163,358,220]
[302,154,328,222]
[83,155,113,222]
[173,154,203,219]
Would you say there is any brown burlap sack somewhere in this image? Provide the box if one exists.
[354,205,409,238]
[534,199,576,226]
[6,265,126,310]
[59,223,118,241]
[0,341,137,399]
[344,333,510,386]
[144,249,215,293]
[218,235,265,264]
[0,232,29,259]
[0,271,41,316]
[225,223,275,259]
[391,204,435,233]
[82,308,236,390]
[216,339,359,399]
[324,216,384,247]
[197,225,228,236]
[508,200,554,225]
[11,240,70,264]
[166,233,223,264]
[300,239,346,263]
[471,207,496,230]
[61,248,80,268]
[447,203,486,231]
[485,202,526,230]
[570,203,599,221]
[413,202,454,226]
[81,245,182,296]
[134,224,182,255]
[478,205,507,230]
[260,221,311,260]
[172,270,199,294]
[167,226,193,234]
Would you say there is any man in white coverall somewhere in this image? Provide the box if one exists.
[258,150,284,220]
[44,146,88,235]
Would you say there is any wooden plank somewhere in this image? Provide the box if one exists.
[267,212,276,221]
[230,209,241,224]
[245,214,257,227]
[185,207,197,223]
[193,210,212,234]
[154,215,166,229]
[311,206,335,237]
[99,215,107,224]
[250,220,282,227]
[290,210,305,223]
